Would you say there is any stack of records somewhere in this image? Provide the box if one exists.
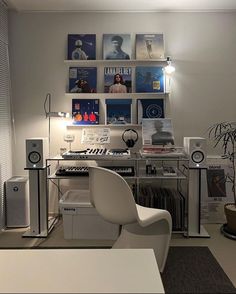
[137,185,185,231]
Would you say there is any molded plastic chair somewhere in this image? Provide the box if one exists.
[89,166,172,272]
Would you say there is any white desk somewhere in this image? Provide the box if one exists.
[0,248,164,293]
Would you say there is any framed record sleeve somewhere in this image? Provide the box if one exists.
[137,99,164,124]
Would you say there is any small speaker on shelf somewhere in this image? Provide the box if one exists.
[183,137,207,169]
[25,138,49,169]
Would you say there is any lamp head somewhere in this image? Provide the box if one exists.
[46,111,70,118]
[164,56,175,74]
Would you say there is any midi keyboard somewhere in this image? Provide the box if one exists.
[62,148,131,159]
[55,166,135,177]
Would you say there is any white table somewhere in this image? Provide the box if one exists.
[0,248,164,293]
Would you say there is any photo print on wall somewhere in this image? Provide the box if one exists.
[135,33,164,59]
[72,99,99,125]
[104,67,132,93]
[103,34,131,60]
[136,66,165,93]
[69,67,97,93]
[137,99,164,124]
[67,34,96,60]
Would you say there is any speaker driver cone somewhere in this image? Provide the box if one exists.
[191,150,204,163]
[28,151,41,164]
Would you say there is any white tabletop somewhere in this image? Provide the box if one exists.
[0,248,164,293]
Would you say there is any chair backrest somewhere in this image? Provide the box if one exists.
[89,166,138,225]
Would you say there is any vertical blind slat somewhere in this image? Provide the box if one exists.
[0,0,12,229]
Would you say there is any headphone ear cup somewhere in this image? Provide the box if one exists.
[127,139,134,148]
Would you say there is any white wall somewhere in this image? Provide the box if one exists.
[8,11,236,175]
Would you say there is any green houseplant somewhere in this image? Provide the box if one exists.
[208,121,236,234]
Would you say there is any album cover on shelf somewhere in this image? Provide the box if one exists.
[135,33,164,60]
[135,66,164,93]
[105,99,132,125]
[137,99,164,124]
[103,34,131,60]
[69,67,97,93]
[72,99,99,125]
[104,67,132,93]
[142,118,174,146]
[67,34,96,60]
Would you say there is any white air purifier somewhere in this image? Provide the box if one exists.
[5,176,29,228]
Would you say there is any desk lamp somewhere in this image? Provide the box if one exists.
[44,93,70,156]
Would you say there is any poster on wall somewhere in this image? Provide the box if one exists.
[135,66,164,93]
[69,67,97,93]
[103,34,131,60]
[137,99,164,124]
[72,99,99,125]
[81,128,110,144]
[104,67,132,93]
[67,34,96,60]
[135,33,165,60]
[201,164,234,224]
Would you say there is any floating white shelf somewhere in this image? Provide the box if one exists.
[65,92,168,97]
[64,59,167,64]
[66,123,141,128]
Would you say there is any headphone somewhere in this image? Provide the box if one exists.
[122,129,139,148]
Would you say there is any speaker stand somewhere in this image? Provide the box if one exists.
[22,167,57,238]
[186,168,210,238]
[184,225,210,238]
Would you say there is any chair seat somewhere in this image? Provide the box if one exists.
[136,204,171,227]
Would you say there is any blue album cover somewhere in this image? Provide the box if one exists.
[104,67,132,93]
[105,99,132,125]
[69,67,97,93]
[136,66,164,93]
[72,99,99,125]
[103,34,131,60]
[137,99,164,124]
[135,34,164,59]
[67,34,96,60]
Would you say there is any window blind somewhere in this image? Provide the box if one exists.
[0,0,12,230]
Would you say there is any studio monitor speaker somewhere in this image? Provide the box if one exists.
[183,137,207,169]
[26,138,49,168]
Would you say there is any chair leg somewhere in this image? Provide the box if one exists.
[112,220,171,273]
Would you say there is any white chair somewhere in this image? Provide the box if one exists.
[89,166,172,272]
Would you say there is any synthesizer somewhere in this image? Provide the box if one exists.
[106,148,131,158]
[62,148,107,159]
[56,166,89,176]
[56,166,135,177]
[62,148,131,159]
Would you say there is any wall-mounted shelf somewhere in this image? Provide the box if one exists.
[65,93,168,97]
[66,123,141,128]
[64,59,167,65]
